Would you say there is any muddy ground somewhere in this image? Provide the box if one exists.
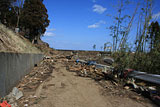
[15,50,156,107]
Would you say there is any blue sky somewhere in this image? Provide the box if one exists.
[42,0,160,51]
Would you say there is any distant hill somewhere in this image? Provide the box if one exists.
[0,24,41,53]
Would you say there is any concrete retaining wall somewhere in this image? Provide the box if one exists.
[0,52,43,97]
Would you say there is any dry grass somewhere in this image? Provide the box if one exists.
[0,24,41,53]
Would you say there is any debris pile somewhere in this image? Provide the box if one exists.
[66,58,160,106]
[1,49,159,106]
[1,56,55,107]
[67,59,110,81]
[2,87,23,107]
[66,59,147,102]
[17,58,54,91]
[124,79,160,106]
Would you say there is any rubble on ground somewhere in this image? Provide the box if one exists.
[3,87,23,107]
[1,50,159,106]
[1,57,55,107]
[65,55,160,106]
[66,59,147,103]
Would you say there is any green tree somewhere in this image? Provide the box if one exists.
[146,21,160,74]
[6,7,17,27]
[93,44,96,50]
[0,0,16,25]
[147,21,160,51]
[21,0,50,41]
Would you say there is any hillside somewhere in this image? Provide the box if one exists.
[0,24,41,53]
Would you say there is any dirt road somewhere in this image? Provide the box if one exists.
[31,59,155,107]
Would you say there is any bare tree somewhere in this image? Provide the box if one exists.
[119,3,139,51]
[12,0,24,28]
[108,0,132,52]
[136,0,153,52]
[104,43,107,51]
[104,42,112,51]
[93,44,96,51]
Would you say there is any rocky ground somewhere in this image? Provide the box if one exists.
[7,50,156,107]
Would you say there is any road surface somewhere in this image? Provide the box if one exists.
[31,58,154,107]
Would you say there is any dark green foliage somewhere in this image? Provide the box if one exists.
[147,21,160,51]
[0,0,50,42]
[21,0,50,41]
[113,51,159,74]
[6,6,17,27]
[112,49,131,73]
[0,0,16,25]
[113,21,160,74]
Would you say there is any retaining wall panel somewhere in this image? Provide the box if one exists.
[0,52,43,97]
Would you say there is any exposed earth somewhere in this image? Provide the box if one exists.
[15,50,156,107]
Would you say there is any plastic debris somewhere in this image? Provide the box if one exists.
[12,87,23,100]
[103,58,114,65]
[86,61,96,65]
[0,101,11,107]
[24,104,28,107]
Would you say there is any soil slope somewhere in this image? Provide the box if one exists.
[0,24,41,53]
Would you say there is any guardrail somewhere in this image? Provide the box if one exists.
[129,71,160,85]
[76,59,160,85]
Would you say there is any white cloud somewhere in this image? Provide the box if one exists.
[88,24,99,28]
[88,20,106,29]
[44,28,56,36]
[47,28,56,31]
[152,12,160,19]
[44,32,56,36]
[93,4,106,14]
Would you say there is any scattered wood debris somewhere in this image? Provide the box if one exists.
[3,57,56,107]
[66,57,160,106]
